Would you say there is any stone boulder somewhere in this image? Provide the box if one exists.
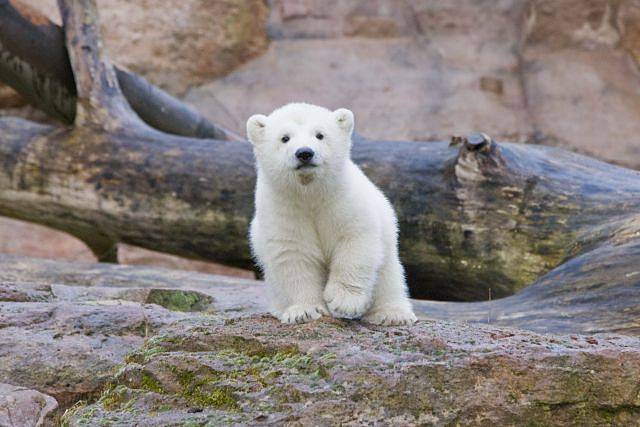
[0,384,57,427]
[63,316,640,425]
[521,0,640,168]
[0,254,638,424]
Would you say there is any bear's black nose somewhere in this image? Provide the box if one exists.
[295,147,314,163]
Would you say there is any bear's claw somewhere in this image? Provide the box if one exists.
[278,304,328,324]
[363,307,417,326]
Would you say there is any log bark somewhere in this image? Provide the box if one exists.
[2,115,640,302]
[0,0,639,307]
[414,239,640,335]
[0,0,240,140]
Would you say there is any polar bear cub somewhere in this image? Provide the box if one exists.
[246,103,416,325]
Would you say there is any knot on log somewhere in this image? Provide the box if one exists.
[450,132,493,152]
[464,132,492,152]
[450,132,505,184]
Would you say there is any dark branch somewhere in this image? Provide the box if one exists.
[116,71,240,140]
[0,0,76,123]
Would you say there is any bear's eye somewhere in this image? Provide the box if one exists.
[281,135,290,143]
[316,132,324,140]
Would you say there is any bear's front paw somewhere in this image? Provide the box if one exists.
[278,303,328,324]
[363,306,417,326]
[323,282,370,319]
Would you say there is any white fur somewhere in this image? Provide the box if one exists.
[247,103,416,326]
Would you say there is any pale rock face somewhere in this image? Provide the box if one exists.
[16,0,269,95]
[246,103,416,325]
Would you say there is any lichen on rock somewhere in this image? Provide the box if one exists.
[145,289,214,312]
[64,315,640,426]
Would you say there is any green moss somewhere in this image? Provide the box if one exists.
[168,365,239,411]
[140,372,164,394]
[159,345,323,412]
[312,365,330,380]
[133,346,167,363]
[146,289,213,312]
[80,335,328,421]
[156,335,187,345]
[184,386,239,410]
[598,408,615,422]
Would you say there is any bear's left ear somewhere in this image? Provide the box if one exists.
[246,114,268,145]
[333,108,354,135]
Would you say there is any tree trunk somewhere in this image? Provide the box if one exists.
[0,0,639,305]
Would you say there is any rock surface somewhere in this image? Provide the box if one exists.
[0,254,638,424]
[188,0,532,144]
[187,0,640,171]
[0,255,261,422]
[522,0,640,167]
[0,384,58,427]
[16,0,270,95]
[64,316,640,426]
[0,300,185,408]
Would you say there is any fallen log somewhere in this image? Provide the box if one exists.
[0,0,639,305]
[0,0,239,140]
[414,238,640,335]
[2,116,640,301]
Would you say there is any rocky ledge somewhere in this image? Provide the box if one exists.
[0,254,638,426]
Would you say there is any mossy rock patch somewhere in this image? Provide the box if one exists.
[63,315,640,426]
[146,289,213,312]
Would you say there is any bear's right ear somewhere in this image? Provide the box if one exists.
[333,108,354,136]
[246,114,268,145]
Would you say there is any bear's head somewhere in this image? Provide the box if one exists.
[246,103,354,187]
